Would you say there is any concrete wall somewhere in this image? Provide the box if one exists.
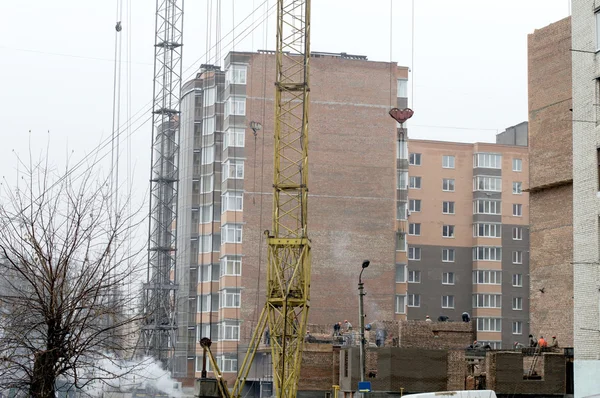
[527,16,573,347]
[571,1,600,396]
[398,320,475,350]
[496,122,529,147]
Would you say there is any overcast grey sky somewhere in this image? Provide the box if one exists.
[0,0,569,196]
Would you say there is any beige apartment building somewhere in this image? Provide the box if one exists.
[403,133,530,348]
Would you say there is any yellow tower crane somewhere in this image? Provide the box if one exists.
[201,1,312,398]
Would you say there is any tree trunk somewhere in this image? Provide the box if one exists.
[29,351,57,398]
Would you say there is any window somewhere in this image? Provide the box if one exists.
[220,321,241,341]
[199,235,213,253]
[220,288,241,308]
[203,116,215,136]
[199,204,213,224]
[220,256,242,276]
[513,203,523,216]
[397,202,408,220]
[472,270,502,285]
[442,272,455,285]
[396,232,407,251]
[409,153,422,165]
[221,356,239,373]
[409,199,421,212]
[224,128,245,149]
[443,201,455,214]
[442,225,455,238]
[473,223,501,238]
[397,141,408,160]
[442,248,455,262]
[395,264,406,283]
[226,64,247,85]
[397,171,408,189]
[395,295,406,313]
[474,153,502,169]
[202,145,215,164]
[512,251,523,264]
[473,294,502,308]
[472,247,502,261]
[397,78,408,97]
[512,297,523,311]
[442,178,455,192]
[442,155,455,169]
[477,318,502,332]
[442,295,455,309]
[224,96,246,117]
[223,159,244,180]
[512,321,523,335]
[512,227,523,240]
[408,294,420,307]
[409,176,422,189]
[197,294,212,313]
[473,199,501,215]
[409,223,421,236]
[199,175,214,193]
[408,247,421,260]
[513,158,522,172]
[408,270,421,283]
[222,191,243,212]
[513,182,522,194]
[473,176,502,192]
[512,274,523,287]
[204,86,216,107]
[222,224,243,244]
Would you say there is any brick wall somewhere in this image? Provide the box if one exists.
[485,352,565,394]
[398,320,474,350]
[527,16,573,346]
[447,350,467,390]
[299,344,339,391]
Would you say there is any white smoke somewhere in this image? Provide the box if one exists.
[73,356,183,397]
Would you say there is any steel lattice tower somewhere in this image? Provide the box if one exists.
[142,0,183,370]
[228,1,312,397]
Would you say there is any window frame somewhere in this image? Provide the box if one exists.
[408,270,421,283]
[397,78,408,97]
[407,293,420,307]
[395,264,407,283]
[442,155,455,169]
[442,178,455,192]
[409,199,421,212]
[512,227,523,240]
[220,255,242,276]
[512,158,522,172]
[223,128,245,149]
[512,297,523,311]
[513,203,523,217]
[472,246,502,261]
[409,153,422,166]
[408,223,421,236]
[395,294,407,313]
[220,288,241,308]
[512,251,523,264]
[409,176,422,189]
[442,248,455,263]
[221,191,244,213]
[513,181,523,195]
[473,223,502,238]
[443,201,455,214]
[512,321,523,335]
[477,317,502,332]
[473,199,502,215]
[512,273,523,287]
[473,176,502,192]
[222,159,245,181]
[442,225,455,238]
[442,295,455,309]
[442,272,455,285]
[221,223,243,244]
[408,247,421,261]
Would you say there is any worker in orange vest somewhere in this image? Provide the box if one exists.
[538,335,548,348]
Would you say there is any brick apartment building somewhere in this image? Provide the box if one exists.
[404,133,530,349]
[174,50,410,382]
[527,17,573,348]
[572,1,600,395]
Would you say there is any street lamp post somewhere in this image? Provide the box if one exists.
[358,260,370,383]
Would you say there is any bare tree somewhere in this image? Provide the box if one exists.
[0,156,145,397]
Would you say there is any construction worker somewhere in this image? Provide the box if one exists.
[344,320,352,332]
[462,311,471,322]
[528,334,537,347]
[333,322,341,336]
[425,315,432,322]
[514,341,525,349]
[551,336,559,348]
[538,335,548,348]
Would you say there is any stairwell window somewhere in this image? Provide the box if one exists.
[395,295,406,314]
[395,264,406,283]
[513,203,523,217]
[397,171,408,189]
[513,227,523,240]
[512,321,523,335]
[512,274,523,287]
[397,79,408,97]
[513,158,522,172]
[513,182,522,194]
[397,202,408,220]
[397,140,408,160]
[512,251,523,264]
[396,232,407,252]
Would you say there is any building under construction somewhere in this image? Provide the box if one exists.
[174,50,410,384]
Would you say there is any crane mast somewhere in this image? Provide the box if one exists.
[142,0,183,370]
[266,1,312,397]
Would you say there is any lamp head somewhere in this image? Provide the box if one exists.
[362,260,370,269]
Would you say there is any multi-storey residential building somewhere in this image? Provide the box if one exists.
[571,1,600,396]
[175,51,409,383]
[404,135,529,348]
[527,17,573,347]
